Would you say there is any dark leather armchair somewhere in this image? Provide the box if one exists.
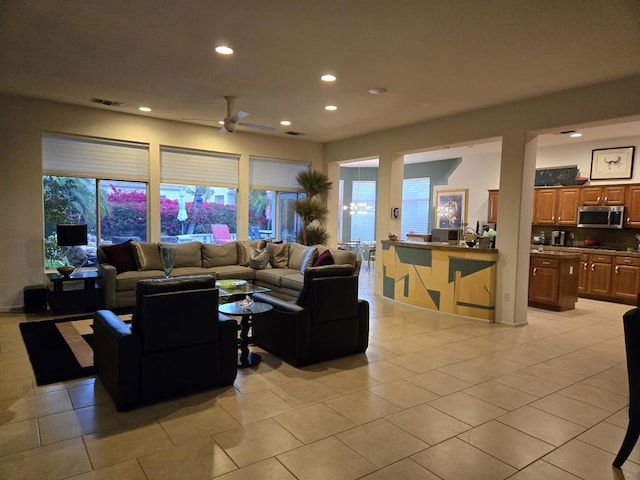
[93,275,238,411]
[614,306,640,468]
[252,265,369,367]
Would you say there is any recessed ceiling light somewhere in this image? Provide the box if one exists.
[368,87,387,95]
[218,120,224,125]
[325,105,338,111]
[321,74,336,82]
[280,120,291,126]
[215,45,234,55]
[570,132,583,138]
[138,106,151,112]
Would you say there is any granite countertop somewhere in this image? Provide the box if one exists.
[382,240,498,253]
[530,249,581,259]
[533,245,640,258]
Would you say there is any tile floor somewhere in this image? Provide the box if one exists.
[1,271,639,479]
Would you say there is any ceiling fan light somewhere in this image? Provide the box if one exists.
[215,45,234,55]
[138,106,151,112]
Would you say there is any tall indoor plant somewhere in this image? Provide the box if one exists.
[294,169,332,245]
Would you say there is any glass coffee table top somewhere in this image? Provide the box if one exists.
[215,280,270,299]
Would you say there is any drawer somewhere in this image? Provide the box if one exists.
[531,257,559,268]
[615,256,640,267]
[588,254,612,264]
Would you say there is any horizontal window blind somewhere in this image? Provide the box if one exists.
[249,157,310,190]
[42,133,149,181]
[401,177,430,240]
[161,147,239,188]
[351,180,376,241]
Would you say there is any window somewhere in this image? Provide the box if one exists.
[350,180,376,241]
[42,134,149,269]
[160,147,239,243]
[401,177,431,240]
[249,157,310,241]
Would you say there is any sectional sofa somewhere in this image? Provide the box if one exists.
[97,239,360,309]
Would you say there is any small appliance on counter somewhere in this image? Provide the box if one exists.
[431,228,463,243]
[551,231,566,246]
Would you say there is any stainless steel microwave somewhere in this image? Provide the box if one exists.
[577,205,625,229]
[431,228,463,243]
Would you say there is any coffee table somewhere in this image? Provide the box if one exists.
[218,301,273,367]
[216,280,270,301]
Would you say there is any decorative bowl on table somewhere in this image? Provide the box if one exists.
[218,279,247,289]
[56,266,75,277]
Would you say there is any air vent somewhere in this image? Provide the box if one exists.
[284,131,305,136]
[90,97,124,107]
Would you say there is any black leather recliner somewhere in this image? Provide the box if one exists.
[252,265,369,367]
[93,275,238,411]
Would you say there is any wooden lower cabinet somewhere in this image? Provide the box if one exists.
[529,254,580,311]
[612,256,640,304]
[577,253,640,305]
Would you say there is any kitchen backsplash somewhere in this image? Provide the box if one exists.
[531,225,640,251]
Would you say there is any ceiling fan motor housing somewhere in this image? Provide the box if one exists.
[223,119,237,132]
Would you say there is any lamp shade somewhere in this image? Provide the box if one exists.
[56,224,88,246]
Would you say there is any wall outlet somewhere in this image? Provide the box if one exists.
[504,292,510,302]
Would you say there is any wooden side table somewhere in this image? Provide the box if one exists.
[218,301,272,367]
[47,271,103,314]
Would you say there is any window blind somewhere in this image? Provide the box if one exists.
[401,177,431,240]
[161,147,239,188]
[350,180,376,241]
[42,133,149,181]
[249,157,310,190]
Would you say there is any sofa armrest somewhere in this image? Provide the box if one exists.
[93,310,142,411]
[98,263,118,309]
[253,292,303,314]
[357,299,370,353]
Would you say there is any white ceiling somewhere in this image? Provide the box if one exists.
[1,1,639,143]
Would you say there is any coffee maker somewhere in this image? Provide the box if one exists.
[551,231,566,246]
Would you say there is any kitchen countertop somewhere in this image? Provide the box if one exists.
[530,249,581,259]
[382,240,498,253]
[531,245,640,257]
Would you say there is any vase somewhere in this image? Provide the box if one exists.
[160,245,177,277]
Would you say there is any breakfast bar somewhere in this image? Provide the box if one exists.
[381,240,498,321]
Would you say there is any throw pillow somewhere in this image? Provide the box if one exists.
[102,240,137,273]
[267,242,290,268]
[249,247,270,270]
[313,249,335,267]
[131,242,163,271]
[202,241,238,267]
[237,240,264,266]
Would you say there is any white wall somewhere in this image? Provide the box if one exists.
[0,94,323,311]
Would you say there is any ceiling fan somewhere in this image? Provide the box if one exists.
[183,96,276,134]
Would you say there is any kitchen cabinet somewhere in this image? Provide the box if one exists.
[529,253,580,311]
[533,187,579,225]
[583,254,613,297]
[626,185,640,227]
[578,253,589,293]
[612,256,640,304]
[487,189,499,224]
[579,185,625,206]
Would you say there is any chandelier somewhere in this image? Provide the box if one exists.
[344,201,373,215]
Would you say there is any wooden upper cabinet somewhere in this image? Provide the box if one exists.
[580,185,625,206]
[533,187,579,225]
[556,188,579,225]
[487,189,499,224]
[626,185,640,227]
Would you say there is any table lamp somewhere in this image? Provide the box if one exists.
[56,224,88,276]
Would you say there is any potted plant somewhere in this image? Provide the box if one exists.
[294,169,332,245]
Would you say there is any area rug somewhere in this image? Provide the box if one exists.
[19,314,131,385]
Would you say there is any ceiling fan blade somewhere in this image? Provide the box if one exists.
[182,117,218,122]
[230,110,249,122]
[238,122,277,132]
[216,126,229,135]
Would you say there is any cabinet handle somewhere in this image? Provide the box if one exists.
[583,263,588,270]
[591,263,595,272]
[628,217,631,222]
[597,196,601,204]
[533,267,537,276]
[615,265,619,273]
[604,196,608,204]
[552,216,555,221]
[558,216,561,222]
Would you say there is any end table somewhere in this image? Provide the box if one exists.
[47,270,103,314]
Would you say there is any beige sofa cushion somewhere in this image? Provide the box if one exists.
[267,242,290,268]
[162,241,202,267]
[202,242,238,267]
[131,242,162,271]
[288,243,317,273]
[316,245,357,267]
